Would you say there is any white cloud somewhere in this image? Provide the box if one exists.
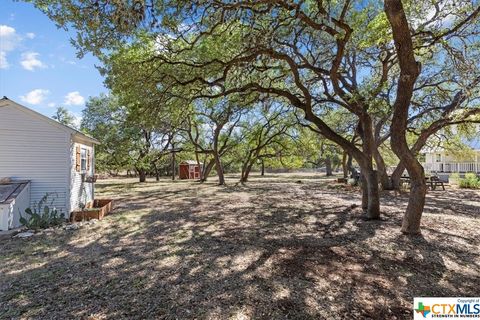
[0,51,8,69]
[20,89,49,105]
[25,32,35,39]
[0,25,21,68]
[47,102,56,108]
[0,25,15,36]
[64,91,85,106]
[0,25,20,51]
[20,52,47,71]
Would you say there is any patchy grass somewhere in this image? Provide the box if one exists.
[1,173,479,319]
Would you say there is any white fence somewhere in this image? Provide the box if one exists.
[422,162,480,173]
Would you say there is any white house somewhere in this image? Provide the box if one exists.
[0,97,99,230]
[422,127,480,174]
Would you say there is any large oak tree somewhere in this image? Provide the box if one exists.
[29,0,480,233]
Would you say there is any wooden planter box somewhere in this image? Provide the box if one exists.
[84,175,98,183]
[70,199,113,222]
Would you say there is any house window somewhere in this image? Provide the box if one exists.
[435,154,442,163]
[80,148,87,171]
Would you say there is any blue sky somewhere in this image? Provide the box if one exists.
[0,0,107,124]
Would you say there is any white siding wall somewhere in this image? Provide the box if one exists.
[0,104,70,216]
[69,140,94,211]
[425,153,434,164]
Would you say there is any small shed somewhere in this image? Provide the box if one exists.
[0,180,30,231]
[179,161,202,179]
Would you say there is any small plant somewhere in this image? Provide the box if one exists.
[450,173,460,184]
[19,193,65,230]
[459,172,480,189]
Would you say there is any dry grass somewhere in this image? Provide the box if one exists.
[1,173,479,319]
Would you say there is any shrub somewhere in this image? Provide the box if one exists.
[19,193,65,230]
[459,173,480,189]
[450,173,460,184]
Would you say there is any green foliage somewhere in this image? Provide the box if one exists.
[19,193,65,230]
[80,94,137,173]
[25,0,480,186]
[52,106,76,128]
[450,172,460,184]
[459,173,480,189]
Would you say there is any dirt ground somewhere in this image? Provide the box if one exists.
[1,173,479,320]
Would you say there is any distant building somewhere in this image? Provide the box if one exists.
[422,125,480,173]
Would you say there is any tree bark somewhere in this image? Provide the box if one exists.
[195,153,203,181]
[212,128,225,185]
[374,148,393,190]
[385,0,425,234]
[357,114,381,219]
[391,163,405,190]
[359,165,380,219]
[201,159,215,182]
[153,163,160,181]
[364,168,380,219]
[241,160,255,183]
[138,169,146,183]
[240,151,254,183]
[342,152,349,179]
[360,173,368,210]
[171,146,176,181]
[261,159,265,176]
[401,169,427,233]
[213,150,225,185]
[325,156,333,176]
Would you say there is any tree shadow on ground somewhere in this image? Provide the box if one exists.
[1,177,478,319]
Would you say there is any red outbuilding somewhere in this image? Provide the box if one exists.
[179,161,202,179]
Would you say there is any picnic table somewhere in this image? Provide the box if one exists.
[400,175,448,190]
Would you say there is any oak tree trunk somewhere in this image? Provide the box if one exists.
[195,152,203,181]
[360,173,368,210]
[374,149,393,190]
[364,168,380,219]
[391,163,405,190]
[401,166,427,233]
[325,156,333,176]
[153,163,160,181]
[359,165,380,219]
[213,151,225,185]
[342,152,349,179]
[138,169,146,183]
[201,159,215,182]
[171,144,176,181]
[385,0,425,234]
[241,161,254,183]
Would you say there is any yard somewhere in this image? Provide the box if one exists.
[1,173,479,319]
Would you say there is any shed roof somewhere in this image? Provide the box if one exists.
[0,97,100,145]
[0,180,30,204]
[180,160,203,165]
